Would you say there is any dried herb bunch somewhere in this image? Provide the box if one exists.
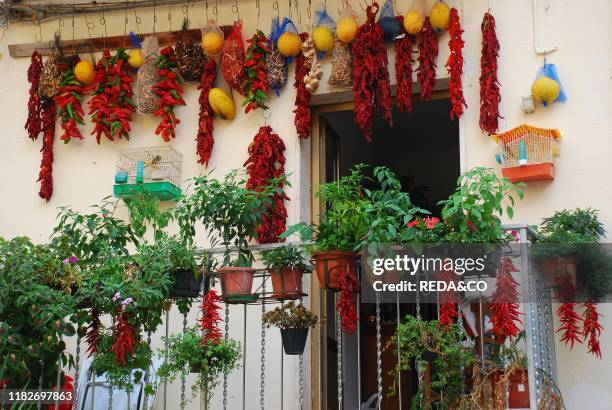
[175,21,206,81]
[39,51,63,100]
[262,301,318,329]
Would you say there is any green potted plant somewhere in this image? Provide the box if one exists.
[261,245,308,299]
[154,235,208,298]
[262,301,318,355]
[283,166,371,290]
[176,170,278,301]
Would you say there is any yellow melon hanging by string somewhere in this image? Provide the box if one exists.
[277,31,302,57]
[127,50,145,69]
[429,2,451,31]
[404,10,425,35]
[531,77,561,106]
[74,60,95,84]
[312,26,335,54]
[202,31,224,55]
[208,88,236,120]
[337,17,358,44]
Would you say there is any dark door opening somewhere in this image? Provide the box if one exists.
[319,98,460,409]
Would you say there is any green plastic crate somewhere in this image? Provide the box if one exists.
[113,182,182,201]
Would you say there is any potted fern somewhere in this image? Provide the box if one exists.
[261,245,308,299]
[262,301,318,355]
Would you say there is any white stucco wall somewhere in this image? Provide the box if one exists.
[1,0,611,409]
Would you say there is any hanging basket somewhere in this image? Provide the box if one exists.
[539,256,577,288]
[170,269,209,299]
[312,251,359,290]
[280,328,309,355]
[270,267,304,300]
[218,266,256,301]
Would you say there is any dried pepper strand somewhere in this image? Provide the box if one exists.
[490,258,522,343]
[438,269,460,331]
[294,33,311,139]
[88,49,135,144]
[110,308,136,366]
[196,58,217,167]
[244,125,288,243]
[555,273,582,349]
[199,289,223,345]
[417,17,438,101]
[38,98,56,202]
[352,2,393,142]
[243,30,269,113]
[56,59,85,143]
[154,46,185,142]
[394,16,413,113]
[336,270,359,334]
[446,8,466,119]
[479,12,501,134]
[582,302,603,359]
[85,308,102,357]
[25,51,43,140]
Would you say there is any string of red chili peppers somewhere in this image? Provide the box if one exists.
[196,58,217,167]
[199,289,223,345]
[417,17,438,101]
[352,2,393,142]
[479,12,501,135]
[38,98,56,202]
[394,16,413,113]
[294,33,311,139]
[336,270,359,334]
[25,51,43,141]
[490,257,522,343]
[582,301,603,359]
[555,273,583,350]
[244,125,289,243]
[110,307,136,365]
[243,30,269,113]
[86,308,102,357]
[56,58,86,143]
[446,8,466,119]
[88,49,135,144]
[154,46,186,142]
[438,268,460,331]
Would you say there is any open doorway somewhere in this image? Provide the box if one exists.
[316,96,461,409]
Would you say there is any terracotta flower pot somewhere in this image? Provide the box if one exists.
[312,251,359,290]
[280,328,309,355]
[539,256,577,287]
[270,267,304,300]
[218,266,256,297]
[489,368,530,409]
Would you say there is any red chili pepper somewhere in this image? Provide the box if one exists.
[417,17,438,101]
[242,31,270,113]
[86,309,102,357]
[25,51,44,141]
[38,98,56,201]
[199,290,223,345]
[196,58,217,167]
[446,8,466,119]
[336,270,359,334]
[555,274,583,350]
[490,258,522,342]
[56,59,86,143]
[479,12,501,134]
[294,33,311,139]
[394,16,413,113]
[582,302,603,359]
[110,309,136,366]
[153,46,185,142]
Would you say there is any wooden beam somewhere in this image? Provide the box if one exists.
[8,26,232,58]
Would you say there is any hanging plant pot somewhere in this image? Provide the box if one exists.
[421,349,438,363]
[312,251,359,291]
[508,369,530,408]
[170,268,208,299]
[539,256,576,287]
[270,267,304,300]
[218,266,256,300]
[280,328,309,355]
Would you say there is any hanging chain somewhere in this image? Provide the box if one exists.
[232,0,240,20]
[143,331,152,410]
[133,7,142,34]
[222,303,230,410]
[72,333,81,410]
[108,385,113,410]
[376,293,382,409]
[259,280,266,409]
[336,305,342,409]
[37,359,43,410]
[167,3,173,31]
[180,310,188,409]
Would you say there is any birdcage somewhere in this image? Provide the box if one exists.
[494,124,561,183]
[113,146,183,201]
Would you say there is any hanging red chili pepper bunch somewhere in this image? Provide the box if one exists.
[199,289,223,345]
[294,33,311,139]
[438,269,460,331]
[38,98,56,201]
[243,30,269,113]
[196,58,217,167]
[336,270,359,334]
[25,51,43,140]
[154,46,185,142]
[86,308,102,357]
[110,308,136,366]
[417,17,438,101]
[88,49,135,144]
[490,257,522,343]
[244,125,289,243]
[582,301,603,359]
[479,12,501,134]
[446,8,466,119]
[352,2,393,142]
[394,16,413,113]
[56,58,86,143]
[555,274,582,350]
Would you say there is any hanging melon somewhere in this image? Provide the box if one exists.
[127,50,145,69]
[208,88,236,120]
[531,76,561,106]
[337,17,358,44]
[74,60,95,85]
[404,10,425,35]
[312,26,334,54]
[277,31,302,57]
[430,2,451,31]
[202,31,225,55]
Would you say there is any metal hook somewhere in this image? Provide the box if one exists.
[273,0,279,18]
[168,4,173,31]
[232,0,240,20]
[133,7,142,35]
[153,0,157,33]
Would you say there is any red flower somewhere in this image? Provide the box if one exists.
[407,220,420,228]
[424,217,440,229]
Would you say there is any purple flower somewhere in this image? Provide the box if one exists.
[113,292,122,302]
[122,297,134,306]
[62,256,79,265]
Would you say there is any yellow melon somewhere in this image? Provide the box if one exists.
[277,32,302,57]
[404,11,425,35]
[337,17,359,44]
[127,50,145,69]
[312,26,334,53]
[74,60,95,85]
[531,76,561,106]
[208,88,235,120]
[202,31,224,55]
[430,2,451,31]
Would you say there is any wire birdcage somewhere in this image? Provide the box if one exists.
[116,146,183,187]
